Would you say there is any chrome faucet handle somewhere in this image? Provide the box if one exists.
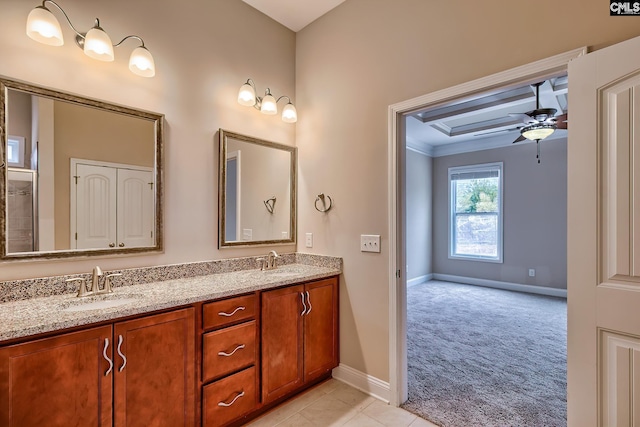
[103,273,122,294]
[66,277,90,297]
[256,257,267,271]
[267,250,279,269]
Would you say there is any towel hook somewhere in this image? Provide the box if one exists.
[314,193,333,213]
[264,196,276,214]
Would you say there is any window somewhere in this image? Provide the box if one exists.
[448,162,503,262]
[7,136,25,168]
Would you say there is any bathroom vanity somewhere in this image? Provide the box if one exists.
[0,256,341,427]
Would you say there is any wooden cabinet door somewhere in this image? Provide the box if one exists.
[113,308,195,427]
[0,325,113,427]
[261,284,304,403]
[304,277,339,381]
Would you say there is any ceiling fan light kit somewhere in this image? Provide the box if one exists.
[510,81,568,164]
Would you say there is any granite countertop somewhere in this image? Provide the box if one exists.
[0,262,340,342]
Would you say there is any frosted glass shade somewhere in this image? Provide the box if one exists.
[521,124,555,141]
[237,83,256,106]
[129,46,155,77]
[281,103,297,123]
[26,6,63,46]
[260,94,277,115]
[83,27,114,61]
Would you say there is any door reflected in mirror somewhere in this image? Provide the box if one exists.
[218,129,296,248]
[0,78,163,260]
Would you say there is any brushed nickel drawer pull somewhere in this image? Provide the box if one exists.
[103,338,113,376]
[300,292,307,316]
[218,306,246,317]
[305,290,312,315]
[117,334,127,372]
[218,391,245,407]
[218,344,246,357]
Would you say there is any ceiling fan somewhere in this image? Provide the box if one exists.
[510,81,567,163]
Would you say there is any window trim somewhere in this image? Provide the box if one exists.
[448,162,503,263]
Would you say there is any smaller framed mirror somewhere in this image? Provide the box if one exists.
[218,129,296,248]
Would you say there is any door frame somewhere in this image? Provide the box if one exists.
[386,46,587,406]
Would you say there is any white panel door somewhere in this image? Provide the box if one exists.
[75,164,117,249]
[569,34,640,427]
[116,168,154,248]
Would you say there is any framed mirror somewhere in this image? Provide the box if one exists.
[0,77,164,260]
[218,129,296,248]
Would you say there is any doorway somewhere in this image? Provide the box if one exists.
[387,47,586,409]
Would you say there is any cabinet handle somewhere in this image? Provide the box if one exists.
[103,338,113,376]
[300,292,307,316]
[305,290,312,315]
[109,243,115,247]
[218,306,245,317]
[117,334,127,372]
[218,344,245,357]
[218,391,245,407]
[119,243,125,247]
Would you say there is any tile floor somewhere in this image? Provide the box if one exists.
[247,379,438,427]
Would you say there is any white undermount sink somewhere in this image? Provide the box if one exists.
[62,294,142,312]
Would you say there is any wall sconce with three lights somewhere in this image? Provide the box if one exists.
[238,79,297,123]
[25,0,155,77]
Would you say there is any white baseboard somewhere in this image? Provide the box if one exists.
[332,364,390,403]
[407,273,433,288]
[432,273,567,298]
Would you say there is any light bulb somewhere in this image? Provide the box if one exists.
[129,46,155,77]
[83,25,114,61]
[238,83,256,106]
[26,6,63,46]
[260,93,277,115]
[281,103,297,123]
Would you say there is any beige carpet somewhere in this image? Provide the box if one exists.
[401,280,566,427]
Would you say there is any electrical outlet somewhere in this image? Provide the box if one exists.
[360,234,381,253]
[281,231,288,239]
[305,233,313,248]
[242,229,252,240]
[528,269,536,277]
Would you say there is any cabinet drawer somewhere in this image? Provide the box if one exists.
[203,366,256,427]
[203,321,256,382]
[203,294,256,330]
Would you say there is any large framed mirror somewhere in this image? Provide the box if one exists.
[218,129,296,248]
[0,77,164,260]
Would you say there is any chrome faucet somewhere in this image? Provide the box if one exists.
[65,266,122,297]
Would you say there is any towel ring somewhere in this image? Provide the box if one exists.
[264,196,276,214]
[315,193,333,213]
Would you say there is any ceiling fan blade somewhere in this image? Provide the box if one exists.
[508,113,533,121]
[512,134,526,144]
[555,113,568,129]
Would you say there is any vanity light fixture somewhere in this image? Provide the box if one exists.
[26,0,156,77]
[237,79,297,123]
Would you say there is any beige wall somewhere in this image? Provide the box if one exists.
[0,0,295,277]
[295,0,640,381]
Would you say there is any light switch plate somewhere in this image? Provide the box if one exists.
[361,234,381,253]
[305,233,313,248]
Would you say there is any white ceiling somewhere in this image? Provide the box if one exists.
[241,0,346,32]
[406,76,569,157]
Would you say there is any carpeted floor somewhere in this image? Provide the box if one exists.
[401,280,567,427]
